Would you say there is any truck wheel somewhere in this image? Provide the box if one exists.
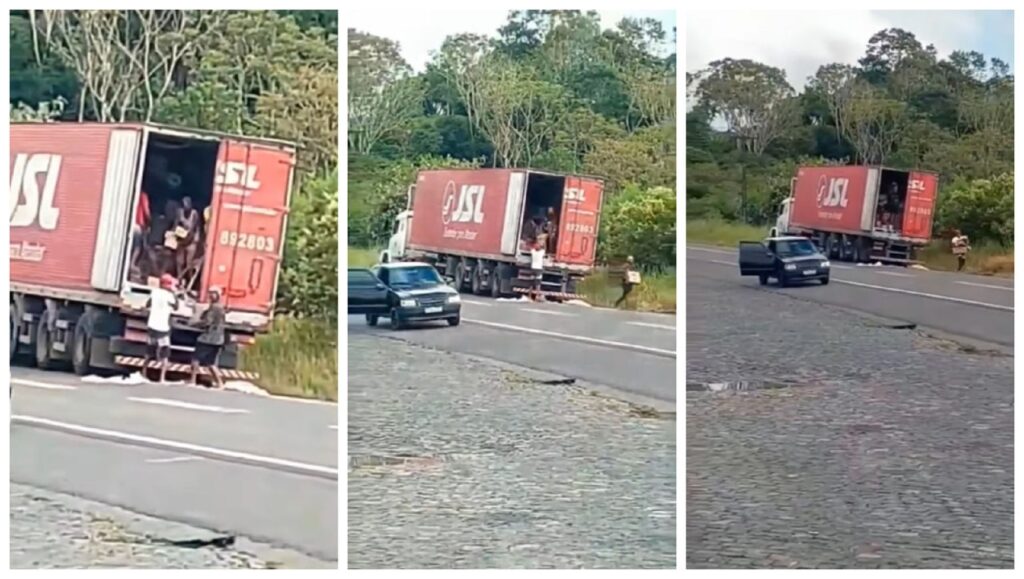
[454,262,468,292]
[471,266,484,295]
[758,274,769,286]
[365,314,379,327]
[72,322,93,376]
[490,268,502,298]
[9,316,18,362]
[825,234,839,259]
[35,321,56,370]
[389,310,405,331]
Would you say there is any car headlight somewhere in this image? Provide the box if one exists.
[399,298,417,308]
[447,294,461,304]
[784,263,797,271]
[821,260,831,268]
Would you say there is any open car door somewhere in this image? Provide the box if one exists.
[738,241,774,276]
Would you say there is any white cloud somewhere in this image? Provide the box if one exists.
[348,10,675,72]
[686,10,986,89]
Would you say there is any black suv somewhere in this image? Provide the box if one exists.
[739,236,831,287]
[347,263,461,330]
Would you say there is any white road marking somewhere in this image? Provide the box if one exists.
[833,279,1013,311]
[328,425,338,430]
[875,271,912,277]
[465,319,675,358]
[956,281,1014,292]
[12,415,339,478]
[688,246,735,256]
[689,254,1012,311]
[12,379,77,391]
[146,456,204,464]
[522,308,576,317]
[628,322,676,331]
[462,299,493,307]
[127,397,249,414]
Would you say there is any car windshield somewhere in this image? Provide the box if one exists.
[775,239,818,257]
[389,266,443,288]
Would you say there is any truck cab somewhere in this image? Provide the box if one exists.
[770,198,793,238]
[381,210,413,264]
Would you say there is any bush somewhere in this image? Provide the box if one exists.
[278,169,338,319]
[599,185,676,271]
[936,173,1014,245]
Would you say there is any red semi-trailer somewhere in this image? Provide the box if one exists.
[381,168,604,297]
[772,165,938,263]
[9,122,296,377]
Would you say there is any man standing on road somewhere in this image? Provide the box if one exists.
[615,256,640,309]
[145,274,179,383]
[191,286,226,389]
[952,229,971,271]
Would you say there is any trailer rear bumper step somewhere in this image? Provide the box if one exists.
[114,356,259,381]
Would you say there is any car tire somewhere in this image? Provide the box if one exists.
[758,274,769,286]
[820,276,830,286]
[366,314,379,327]
[447,314,461,327]
[778,271,791,288]
[72,321,93,376]
[389,310,405,331]
[35,320,56,370]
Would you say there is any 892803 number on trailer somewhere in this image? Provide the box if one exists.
[218,231,276,253]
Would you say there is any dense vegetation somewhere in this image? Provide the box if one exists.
[348,10,677,272]
[687,28,1014,250]
[9,10,339,397]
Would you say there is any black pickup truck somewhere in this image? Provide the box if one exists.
[347,263,461,330]
[738,236,831,287]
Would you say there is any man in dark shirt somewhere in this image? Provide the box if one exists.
[191,286,226,388]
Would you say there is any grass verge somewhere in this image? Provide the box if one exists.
[349,246,675,313]
[687,219,1013,276]
[240,316,338,401]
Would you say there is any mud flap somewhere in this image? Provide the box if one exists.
[114,355,259,381]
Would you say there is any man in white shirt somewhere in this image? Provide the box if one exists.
[951,230,971,272]
[145,274,179,383]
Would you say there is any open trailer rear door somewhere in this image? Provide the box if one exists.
[901,171,938,241]
[203,139,295,318]
[555,176,603,266]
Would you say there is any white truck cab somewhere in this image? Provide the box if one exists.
[381,210,413,264]
[771,198,792,238]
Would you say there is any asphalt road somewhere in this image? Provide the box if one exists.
[347,297,677,407]
[10,367,339,565]
[687,245,1013,347]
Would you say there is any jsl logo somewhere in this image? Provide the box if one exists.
[10,153,62,230]
[216,161,261,190]
[816,176,849,209]
[441,181,485,225]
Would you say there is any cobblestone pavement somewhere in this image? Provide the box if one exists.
[348,334,676,569]
[686,275,1013,569]
[10,484,332,569]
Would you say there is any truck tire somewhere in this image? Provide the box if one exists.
[10,316,19,362]
[454,261,468,293]
[825,234,839,259]
[490,268,502,298]
[72,322,93,376]
[471,266,484,295]
[35,321,56,370]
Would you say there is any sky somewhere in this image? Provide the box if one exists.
[348,10,677,72]
[686,10,1014,89]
